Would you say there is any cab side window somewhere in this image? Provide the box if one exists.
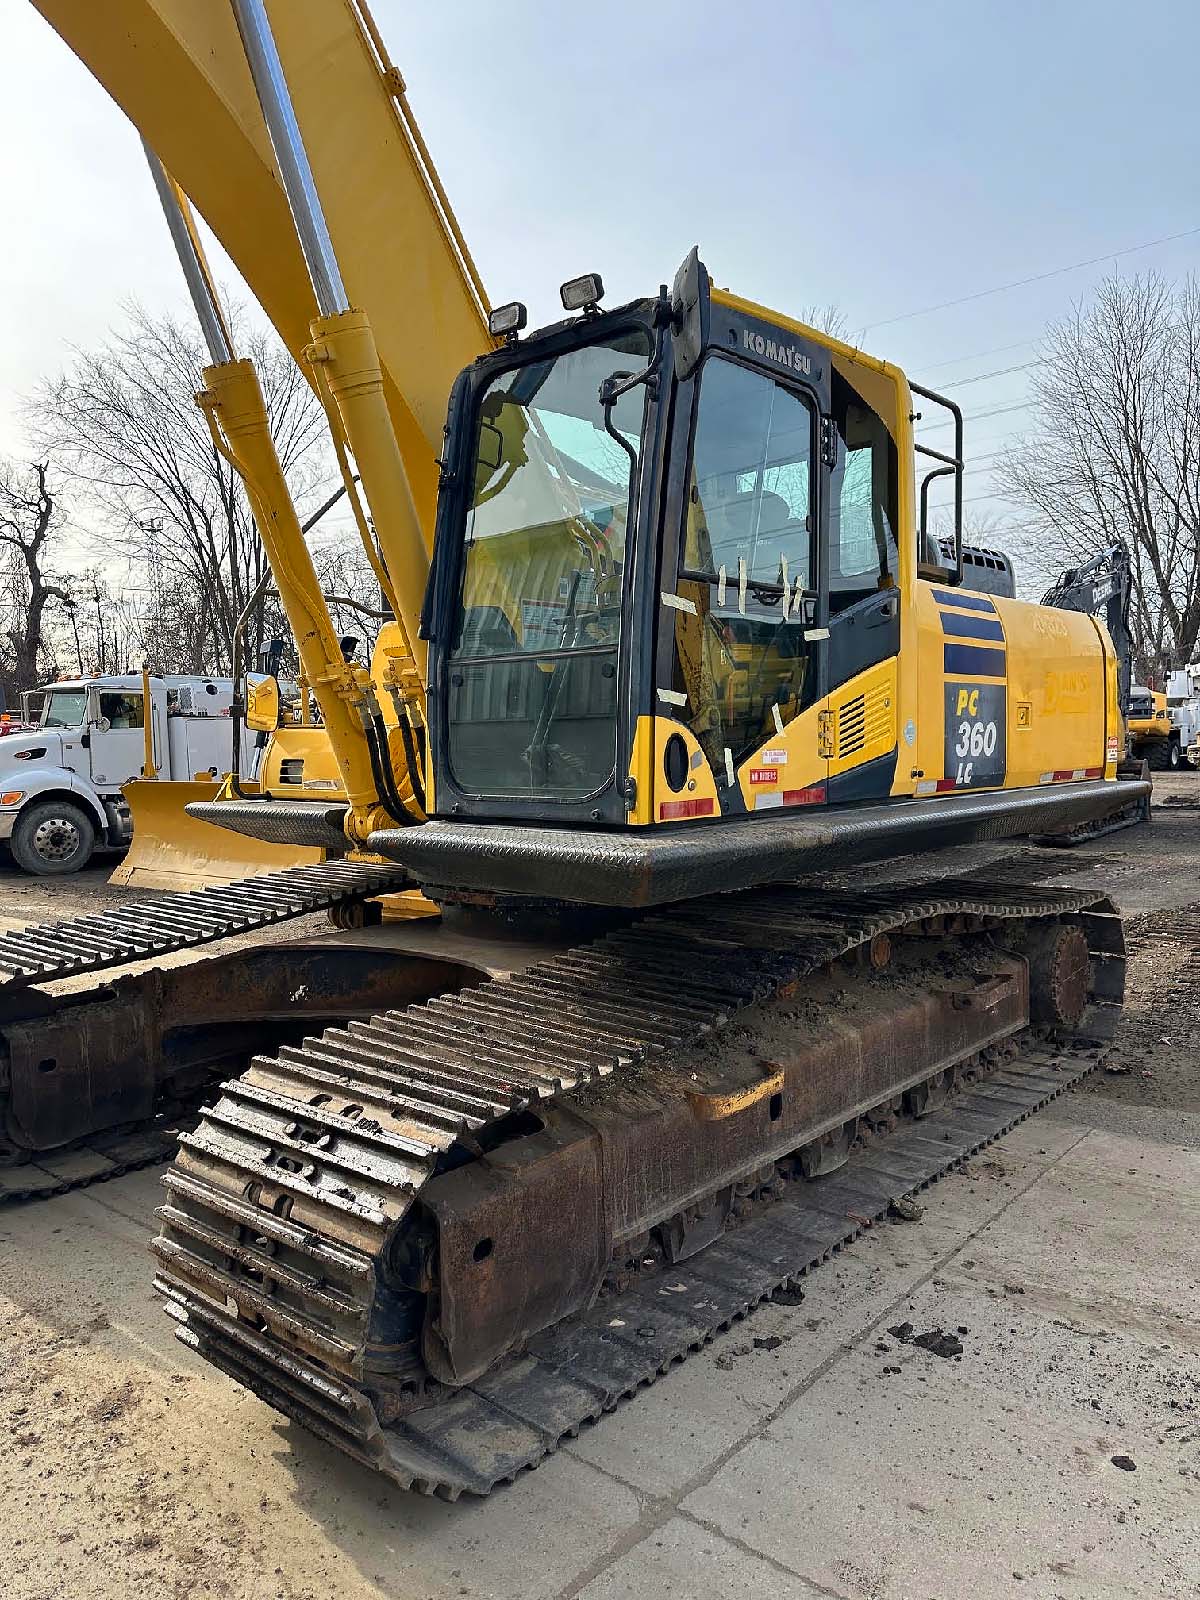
[670,357,819,776]
[828,369,899,614]
[683,357,814,589]
[99,693,144,730]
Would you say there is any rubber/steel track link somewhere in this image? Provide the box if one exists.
[0,860,410,991]
[0,1119,185,1202]
[152,877,1123,1498]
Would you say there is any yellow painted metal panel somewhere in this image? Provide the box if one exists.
[625,715,655,827]
[34,0,493,531]
[259,723,346,802]
[996,597,1107,788]
[652,717,722,823]
[736,700,825,811]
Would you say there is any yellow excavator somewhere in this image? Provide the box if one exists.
[6,0,1147,1497]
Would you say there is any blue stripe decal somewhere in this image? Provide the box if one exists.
[932,588,994,613]
[944,643,1006,677]
[939,613,1006,642]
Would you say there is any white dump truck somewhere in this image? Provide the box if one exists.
[0,673,256,874]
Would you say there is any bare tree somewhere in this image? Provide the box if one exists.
[0,460,73,702]
[997,271,1200,680]
[799,303,858,343]
[313,537,387,660]
[29,303,332,675]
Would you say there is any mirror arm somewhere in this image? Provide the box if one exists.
[599,375,641,478]
[598,308,668,476]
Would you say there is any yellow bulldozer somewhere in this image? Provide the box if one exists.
[3,0,1147,1498]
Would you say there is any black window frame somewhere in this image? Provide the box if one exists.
[677,350,820,605]
[426,305,667,823]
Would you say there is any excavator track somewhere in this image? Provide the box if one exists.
[0,1117,190,1202]
[153,876,1123,1497]
[0,860,454,1206]
[0,859,409,991]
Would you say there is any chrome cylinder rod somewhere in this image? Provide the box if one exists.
[143,140,234,366]
[229,0,350,317]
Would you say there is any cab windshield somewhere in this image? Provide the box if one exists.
[448,326,651,800]
[40,688,86,729]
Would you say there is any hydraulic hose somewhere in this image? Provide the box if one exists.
[365,710,421,828]
[397,710,428,816]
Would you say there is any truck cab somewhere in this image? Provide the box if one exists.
[1166,666,1200,770]
[0,673,251,874]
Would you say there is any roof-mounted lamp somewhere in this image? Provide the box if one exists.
[560,273,605,314]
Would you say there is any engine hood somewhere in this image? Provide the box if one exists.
[0,731,64,769]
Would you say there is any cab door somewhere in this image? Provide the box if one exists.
[656,351,830,818]
[86,688,152,786]
[820,372,903,803]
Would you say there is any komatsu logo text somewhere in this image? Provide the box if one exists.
[743,329,812,375]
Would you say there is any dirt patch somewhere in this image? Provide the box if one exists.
[1087,908,1200,1114]
[87,1378,143,1426]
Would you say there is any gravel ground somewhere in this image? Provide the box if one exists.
[0,789,1198,1600]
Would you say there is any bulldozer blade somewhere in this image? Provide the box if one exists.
[109,780,323,892]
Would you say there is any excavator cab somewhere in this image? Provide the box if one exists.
[382,251,1130,908]
[423,254,910,834]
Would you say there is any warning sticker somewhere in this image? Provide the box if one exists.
[1106,734,1120,762]
[943,683,1006,789]
[760,748,787,766]
[748,768,778,785]
[520,600,568,651]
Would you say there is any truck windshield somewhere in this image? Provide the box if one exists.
[447,326,651,800]
[40,689,86,729]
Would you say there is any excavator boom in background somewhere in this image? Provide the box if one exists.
[6,0,1149,1497]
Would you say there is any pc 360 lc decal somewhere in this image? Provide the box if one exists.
[943,682,1006,789]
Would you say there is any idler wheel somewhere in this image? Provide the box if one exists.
[1026,921,1090,1030]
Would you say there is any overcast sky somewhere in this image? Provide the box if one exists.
[2,0,1199,538]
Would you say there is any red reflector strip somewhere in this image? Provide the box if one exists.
[935,778,957,792]
[1049,767,1103,782]
[782,785,826,806]
[658,796,715,820]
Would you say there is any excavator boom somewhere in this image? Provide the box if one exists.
[33,0,492,530]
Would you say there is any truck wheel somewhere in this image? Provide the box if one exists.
[1169,740,1183,771]
[1145,741,1170,770]
[10,800,96,875]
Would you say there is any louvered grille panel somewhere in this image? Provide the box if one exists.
[837,695,866,756]
[836,685,893,759]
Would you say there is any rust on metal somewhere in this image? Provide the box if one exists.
[150,875,1125,1496]
[686,1063,785,1120]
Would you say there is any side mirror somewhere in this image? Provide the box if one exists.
[92,716,111,734]
[245,673,281,733]
[671,246,709,381]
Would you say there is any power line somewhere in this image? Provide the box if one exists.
[937,360,1041,390]
[917,399,1034,432]
[919,336,1041,377]
[865,222,1200,332]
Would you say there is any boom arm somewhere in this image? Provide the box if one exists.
[32,0,504,839]
[32,0,495,539]
[1041,541,1133,716]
